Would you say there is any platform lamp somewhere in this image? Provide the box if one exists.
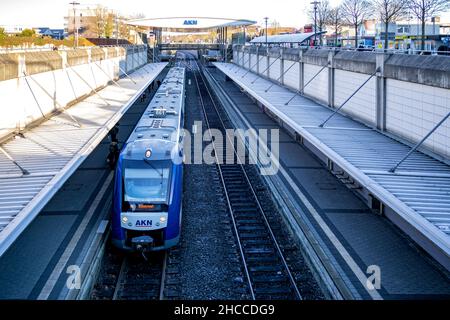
[311,0,319,46]
[69,1,80,48]
[264,17,269,47]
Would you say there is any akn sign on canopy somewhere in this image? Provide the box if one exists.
[183,20,198,26]
[126,17,256,32]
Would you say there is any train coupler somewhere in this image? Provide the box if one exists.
[132,236,154,260]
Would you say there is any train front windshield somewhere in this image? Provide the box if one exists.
[123,160,172,204]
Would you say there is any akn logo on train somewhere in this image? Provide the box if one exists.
[136,220,153,227]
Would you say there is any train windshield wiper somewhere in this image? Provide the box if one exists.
[143,158,164,185]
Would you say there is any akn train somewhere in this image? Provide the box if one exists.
[112,67,186,252]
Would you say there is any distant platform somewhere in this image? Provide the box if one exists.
[214,62,450,271]
[0,62,167,257]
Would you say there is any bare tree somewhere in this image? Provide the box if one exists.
[117,17,130,41]
[327,6,344,47]
[373,0,408,50]
[104,13,115,39]
[128,13,146,19]
[270,20,281,35]
[341,0,373,47]
[92,5,113,38]
[408,0,450,50]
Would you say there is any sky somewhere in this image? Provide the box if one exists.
[0,0,449,29]
[0,0,344,29]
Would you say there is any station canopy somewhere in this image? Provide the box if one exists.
[126,17,256,32]
[250,32,326,44]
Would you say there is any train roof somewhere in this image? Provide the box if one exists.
[122,67,186,161]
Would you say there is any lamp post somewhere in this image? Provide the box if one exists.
[311,1,319,46]
[116,12,119,46]
[264,17,269,47]
[69,1,80,48]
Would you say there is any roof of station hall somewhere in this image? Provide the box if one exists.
[126,17,257,32]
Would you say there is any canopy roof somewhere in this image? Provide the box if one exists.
[250,32,326,44]
[126,17,256,32]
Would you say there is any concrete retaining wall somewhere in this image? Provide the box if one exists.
[335,69,377,125]
[232,46,450,159]
[386,79,450,157]
[304,63,328,104]
[0,45,147,141]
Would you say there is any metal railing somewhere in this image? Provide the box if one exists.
[236,44,450,56]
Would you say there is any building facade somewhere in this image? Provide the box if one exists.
[323,16,449,52]
[64,5,130,40]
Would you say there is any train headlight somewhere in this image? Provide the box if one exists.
[160,216,167,223]
[145,149,152,158]
[122,216,128,223]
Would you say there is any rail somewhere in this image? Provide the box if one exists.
[193,59,302,300]
[236,44,450,56]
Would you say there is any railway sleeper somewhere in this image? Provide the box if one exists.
[238,232,268,239]
[237,225,267,232]
[235,219,265,226]
[253,286,293,295]
[252,275,290,284]
[249,265,284,273]
[233,208,259,215]
[245,254,280,263]
[228,195,255,202]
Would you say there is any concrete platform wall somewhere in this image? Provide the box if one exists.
[0,45,147,141]
[386,79,450,157]
[232,46,450,159]
[269,57,281,82]
[250,53,258,73]
[283,61,300,91]
[304,63,328,104]
[335,69,377,126]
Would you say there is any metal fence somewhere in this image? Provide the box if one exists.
[244,44,450,56]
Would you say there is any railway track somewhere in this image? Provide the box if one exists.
[112,252,167,300]
[91,245,168,300]
[192,60,302,300]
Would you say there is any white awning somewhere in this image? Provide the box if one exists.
[126,17,256,32]
[250,32,326,44]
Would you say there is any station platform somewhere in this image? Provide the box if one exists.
[0,63,167,257]
[0,69,167,299]
[210,64,450,299]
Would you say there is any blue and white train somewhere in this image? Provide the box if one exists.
[112,67,186,252]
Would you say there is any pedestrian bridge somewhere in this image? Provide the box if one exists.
[159,43,221,51]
